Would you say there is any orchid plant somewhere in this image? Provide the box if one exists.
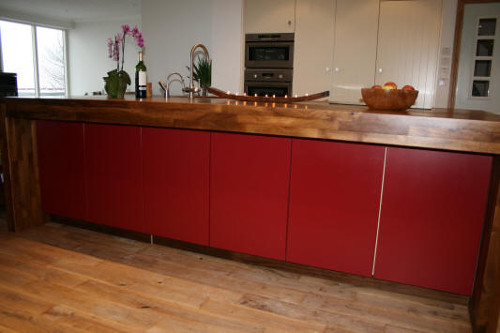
[107,25,145,72]
[104,25,145,98]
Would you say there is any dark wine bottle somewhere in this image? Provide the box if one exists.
[135,51,147,99]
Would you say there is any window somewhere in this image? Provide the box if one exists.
[470,17,497,98]
[0,20,67,97]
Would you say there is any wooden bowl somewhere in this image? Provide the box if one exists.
[361,88,418,111]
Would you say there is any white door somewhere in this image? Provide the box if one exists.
[455,3,500,114]
[330,0,379,104]
[375,0,442,109]
[293,0,335,96]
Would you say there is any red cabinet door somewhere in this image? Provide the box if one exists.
[210,132,291,260]
[143,128,210,245]
[85,124,144,232]
[37,121,87,220]
[287,139,385,276]
[374,147,492,295]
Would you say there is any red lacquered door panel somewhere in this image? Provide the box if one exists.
[85,124,144,232]
[210,133,291,260]
[143,128,210,245]
[374,147,492,295]
[287,139,385,276]
[37,121,87,220]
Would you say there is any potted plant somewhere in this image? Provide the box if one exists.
[192,56,212,96]
[104,25,145,98]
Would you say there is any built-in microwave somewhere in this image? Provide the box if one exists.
[245,33,294,69]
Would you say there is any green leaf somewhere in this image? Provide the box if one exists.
[192,56,212,88]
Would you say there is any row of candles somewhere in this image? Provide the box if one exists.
[225,99,309,110]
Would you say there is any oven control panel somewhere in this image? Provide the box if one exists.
[245,69,293,82]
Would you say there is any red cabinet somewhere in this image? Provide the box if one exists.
[374,147,492,295]
[36,121,87,220]
[210,132,291,260]
[143,128,210,245]
[85,124,144,232]
[287,139,385,276]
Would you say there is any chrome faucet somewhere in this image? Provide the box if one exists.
[165,72,186,98]
[186,43,210,100]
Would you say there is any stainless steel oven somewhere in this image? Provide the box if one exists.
[244,33,294,97]
[245,33,294,69]
[244,69,292,97]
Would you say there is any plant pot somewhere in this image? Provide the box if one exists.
[201,86,209,97]
[104,69,131,98]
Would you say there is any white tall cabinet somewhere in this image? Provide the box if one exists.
[293,0,335,96]
[330,0,379,104]
[244,0,296,33]
[331,0,442,108]
[375,0,442,108]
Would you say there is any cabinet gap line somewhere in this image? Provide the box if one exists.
[372,146,388,277]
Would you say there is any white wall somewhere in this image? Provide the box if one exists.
[68,19,141,96]
[434,0,457,108]
[141,0,243,96]
[211,0,244,93]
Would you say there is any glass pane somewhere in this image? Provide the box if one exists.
[0,20,36,96]
[472,80,489,97]
[474,60,492,77]
[247,86,289,97]
[478,18,496,36]
[249,46,289,61]
[36,26,66,96]
[476,39,494,56]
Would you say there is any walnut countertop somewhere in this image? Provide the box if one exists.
[2,95,500,154]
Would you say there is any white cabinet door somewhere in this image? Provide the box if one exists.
[245,0,296,33]
[293,0,335,96]
[330,0,379,104]
[375,0,442,109]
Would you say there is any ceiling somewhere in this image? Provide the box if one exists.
[0,0,141,26]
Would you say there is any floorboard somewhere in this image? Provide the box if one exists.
[0,221,472,332]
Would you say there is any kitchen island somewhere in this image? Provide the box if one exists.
[1,96,499,332]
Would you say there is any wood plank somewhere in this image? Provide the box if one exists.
[121,251,308,305]
[470,156,500,333]
[235,295,385,333]
[0,283,58,333]
[0,116,46,232]
[200,298,326,333]
[21,280,161,331]
[0,254,88,289]
[0,236,103,267]
[40,304,133,333]
[301,293,470,332]
[0,283,54,315]
[76,280,264,333]
[0,105,15,232]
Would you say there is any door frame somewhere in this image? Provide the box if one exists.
[449,0,500,109]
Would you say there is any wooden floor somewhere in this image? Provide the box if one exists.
[0,220,472,332]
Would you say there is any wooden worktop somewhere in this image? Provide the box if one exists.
[2,95,500,155]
